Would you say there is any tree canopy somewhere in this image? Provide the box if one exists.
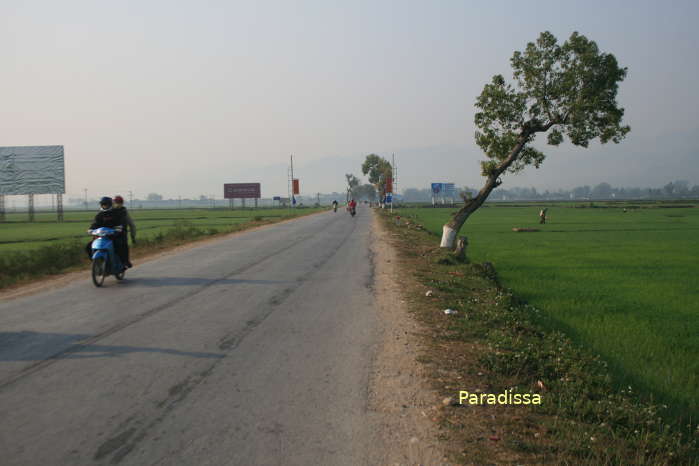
[475,31,629,179]
[441,31,630,248]
[361,154,392,200]
[361,154,392,186]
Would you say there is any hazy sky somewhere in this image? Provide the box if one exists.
[2,0,698,200]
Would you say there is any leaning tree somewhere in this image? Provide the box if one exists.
[440,31,630,248]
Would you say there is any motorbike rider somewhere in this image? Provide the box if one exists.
[113,195,136,268]
[332,200,338,212]
[85,197,127,267]
[348,198,357,215]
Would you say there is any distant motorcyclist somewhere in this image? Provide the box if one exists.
[348,199,357,216]
[332,200,338,212]
[85,197,127,266]
[113,195,136,268]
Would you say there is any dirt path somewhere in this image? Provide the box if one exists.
[368,211,449,465]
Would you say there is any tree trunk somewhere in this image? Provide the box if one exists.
[440,134,531,249]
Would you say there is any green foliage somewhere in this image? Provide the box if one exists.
[398,204,699,424]
[353,184,378,201]
[361,154,392,186]
[0,208,323,288]
[474,31,630,175]
[384,208,698,462]
[345,173,360,190]
[0,240,86,288]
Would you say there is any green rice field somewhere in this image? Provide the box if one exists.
[0,207,316,254]
[396,202,699,421]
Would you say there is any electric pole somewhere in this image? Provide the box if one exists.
[290,154,295,209]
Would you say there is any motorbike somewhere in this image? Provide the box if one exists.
[333,204,338,213]
[88,226,126,287]
[349,206,356,217]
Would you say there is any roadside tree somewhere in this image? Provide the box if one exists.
[441,31,630,248]
[361,154,392,202]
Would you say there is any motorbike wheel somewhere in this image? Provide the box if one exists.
[92,257,106,287]
[115,268,125,280]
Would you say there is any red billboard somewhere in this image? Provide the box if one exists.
[292,179,300,195]
[385,176,393,194]
[224,183,261,199]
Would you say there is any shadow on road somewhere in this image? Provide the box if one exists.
[119,277,290,287]
[0,331,225,361]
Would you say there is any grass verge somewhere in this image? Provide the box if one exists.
[376,209,698,464]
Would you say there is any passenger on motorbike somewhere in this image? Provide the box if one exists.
[112,195,136,268]
[85,197,127,265]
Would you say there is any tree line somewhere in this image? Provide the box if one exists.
[402,180,699,202]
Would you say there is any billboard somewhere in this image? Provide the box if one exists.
[224,183,261,199]
[385,176,393,194]
[431,183,456,197]
[0,145,65,195]
[292,179,300,195]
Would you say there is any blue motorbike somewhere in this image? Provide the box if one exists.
[88,226,126,287]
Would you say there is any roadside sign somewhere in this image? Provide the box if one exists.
[385,193,393,203]
[273,196,281,201]
[224,183,261,199]
[292,179,300,195]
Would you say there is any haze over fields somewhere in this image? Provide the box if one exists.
[2,0,698,199]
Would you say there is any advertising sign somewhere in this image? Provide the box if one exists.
[273,196,281,201]
[224,183,261,199]
[0,145,65,195]
[385,176,393,194]
[292,179,300,195]
[431,183,456,196]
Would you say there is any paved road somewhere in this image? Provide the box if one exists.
[0,208,383,465]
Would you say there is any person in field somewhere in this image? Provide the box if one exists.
[113,195,136,268]
[539,208,548,224]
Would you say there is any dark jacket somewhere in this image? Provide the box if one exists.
[112,206,136,240]
[90,208,125,231]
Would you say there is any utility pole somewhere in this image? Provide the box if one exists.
[290,154,295,209]
[84,188,88,210]
[128,190,134,208]
[391,153,396,213]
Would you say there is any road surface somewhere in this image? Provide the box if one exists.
[0,208,385,465]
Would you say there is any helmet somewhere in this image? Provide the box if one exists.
[114,195,124,205]
[99,196,113,208]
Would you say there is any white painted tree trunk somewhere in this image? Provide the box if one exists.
[440,225,457,248]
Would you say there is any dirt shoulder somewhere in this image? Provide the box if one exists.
[368,211,449,465]
[370,208,698,465]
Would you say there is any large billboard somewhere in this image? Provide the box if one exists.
[431,182,456,197]
[0,145,65,195]
[224,183,261,199]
